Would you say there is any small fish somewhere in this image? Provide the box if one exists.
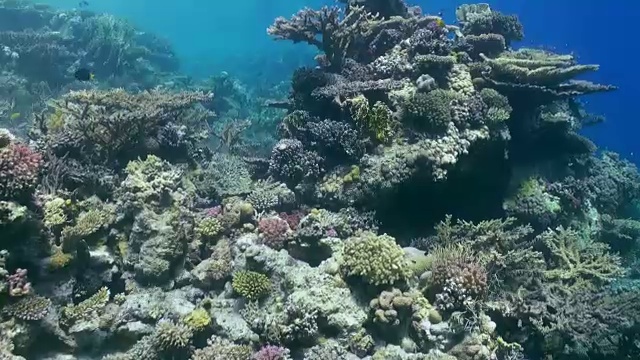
[9,112,20,121]
[74,68,94,81]
[79,0,89,7]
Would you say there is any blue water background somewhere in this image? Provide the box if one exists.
[42,0,638,163]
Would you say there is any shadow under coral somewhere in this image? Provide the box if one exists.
[375,141,511,243]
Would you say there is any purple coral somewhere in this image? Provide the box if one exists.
[253,345,290,360]
[7,268,32,297]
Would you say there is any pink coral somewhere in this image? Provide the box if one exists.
[258,216,291,250]
[0,143,42,200]
[7,268,31,297]
[253,345,290,360]
[278,210,306,230]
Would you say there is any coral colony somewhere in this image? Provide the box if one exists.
[0,0,638,359]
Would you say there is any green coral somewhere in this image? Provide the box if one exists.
[540,227,625,289]
[182,308,212,332]
[42,197,68,228]
[341,232,411,286]
[62,287,110,325]
[348,95,395,143]
[402,89,460,132]
[231,270,271,301]
[195,217,223,239]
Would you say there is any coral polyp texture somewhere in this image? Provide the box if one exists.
[0,0,637,360]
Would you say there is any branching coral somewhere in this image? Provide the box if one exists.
[402,89,461,132]
[3,295,51,321]
[0,142,42,200]
[428,244,488,310]
[153,320,193,356]
[61,286,109,326]
[340,231,410,286]
[232,270,272,301]
[539,227,625,289]
[258,216,291,250]
[42,89,211,166]
[268,5,379,70]
[190,153,253,198]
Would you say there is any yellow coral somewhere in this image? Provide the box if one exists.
[341,232,411,286]
[541,227,624,289]
[343,165,361,184]
[48,245,73,270]
[62,287,110,325]
[195,217,223,239]
[348,95,395,143]
[182,308,212,332]
[43,197,68,228]
[46,107,66,133]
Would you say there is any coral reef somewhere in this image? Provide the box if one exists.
[0,1,636,360]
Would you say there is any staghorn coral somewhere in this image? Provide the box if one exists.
[43,89,211,166]
[340,231,411,286]
[268,5,379,71]
[539,227,625,289]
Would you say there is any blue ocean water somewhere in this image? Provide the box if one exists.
[41,0,637,161]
